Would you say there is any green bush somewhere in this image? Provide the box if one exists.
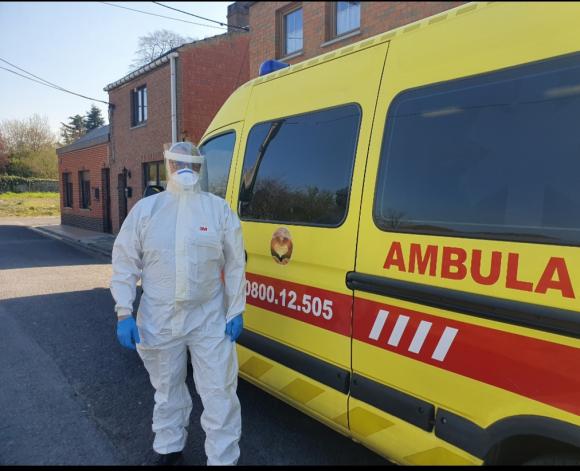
[0,175,58,193]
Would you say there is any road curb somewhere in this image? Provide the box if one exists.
[30,226,112,262]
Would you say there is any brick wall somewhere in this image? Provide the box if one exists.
[227,1,251,31]
[61,213,105,232]
[108,63,172,233]
[248,1,467,77]
[58,142,109,232]
[107,32,250,233]
[179,33,250,145]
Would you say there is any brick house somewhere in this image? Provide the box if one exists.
[57,125,112,233]
[244,1,467,78]
[58,2,468,234]
[103,30,249,233]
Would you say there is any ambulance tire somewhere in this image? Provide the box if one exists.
[523,452,580,466]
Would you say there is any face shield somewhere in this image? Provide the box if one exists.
[164,141,208,191]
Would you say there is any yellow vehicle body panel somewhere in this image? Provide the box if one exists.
[200,1,580,465]
[237,344,351,435]
[359,0,580,309]
[222,40,391,430]
[348,398,482,466]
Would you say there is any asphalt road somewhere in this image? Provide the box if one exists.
[0,221,390,466]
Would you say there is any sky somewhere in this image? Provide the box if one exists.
[0,1,233,138]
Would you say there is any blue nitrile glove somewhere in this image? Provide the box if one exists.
[117,316,140,350]
[225,314,243,342]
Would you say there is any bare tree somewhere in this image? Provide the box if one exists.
[0,114,56,154]
[0,115,58,178]
[130,30,195,70]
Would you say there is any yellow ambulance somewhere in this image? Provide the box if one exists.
[198,2,580,465]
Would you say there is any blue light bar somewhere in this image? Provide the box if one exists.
[258,59,290,76]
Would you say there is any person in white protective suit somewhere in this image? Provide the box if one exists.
[110,141,246,466]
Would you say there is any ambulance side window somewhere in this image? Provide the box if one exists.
[239,104,361,226]
[199,131,236,199]
[374,52,580,247]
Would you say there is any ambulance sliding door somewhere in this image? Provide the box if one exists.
[350,3,580,464]
[231,42,389,432]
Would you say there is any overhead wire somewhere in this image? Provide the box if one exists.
[1,57,70,93]
[99,2,227,30]
[0,65,64,90]
[0,2,246,107]
[152,1,249,31]
[0,60,110,105]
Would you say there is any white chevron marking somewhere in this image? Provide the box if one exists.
[387,315,409,347]
[408,320,432,354]
[369,310,389,340]
[432,327,459,361]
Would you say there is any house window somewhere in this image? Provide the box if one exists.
[131,85,148,126]
[283,8,303,56]
[62,173,73,208]
[335,1,360,37]
[143,161,166,191]
[79,170,91,209]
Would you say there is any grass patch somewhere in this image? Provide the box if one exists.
[0,192,60,217]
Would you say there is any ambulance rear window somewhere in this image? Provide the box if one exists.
[374,52,580,247]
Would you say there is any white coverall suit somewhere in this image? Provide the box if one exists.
[110,145,246,465]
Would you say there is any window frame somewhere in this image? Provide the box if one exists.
[372,52,580,248]
[62,172,73,208]
[199,130,237,199]
[331,1,361,39]
[142,160,165,192]
[131,85,148,127]
[278,5,304,58]
[79,170,91,210]
[238,102,362,229]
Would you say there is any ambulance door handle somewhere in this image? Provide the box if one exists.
[245,250,248,263]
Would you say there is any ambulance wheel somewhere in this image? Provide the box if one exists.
[523,453,580,465]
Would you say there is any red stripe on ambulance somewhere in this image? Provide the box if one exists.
[245,273,351,336]
[245,272,580,415]
[354,297,580,416]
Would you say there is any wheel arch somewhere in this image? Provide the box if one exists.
[482,416,580,465]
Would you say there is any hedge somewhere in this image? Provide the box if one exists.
[0,175,59,193]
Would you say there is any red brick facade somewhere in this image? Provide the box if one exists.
[179,34,249,144]
[248,1,466,77]
[58,141,110,232]
[108,61,172,234]
[107,32,249,233]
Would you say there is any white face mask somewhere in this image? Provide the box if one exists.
[174,169,199,187]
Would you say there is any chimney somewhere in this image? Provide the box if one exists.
[227,1,250,32]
